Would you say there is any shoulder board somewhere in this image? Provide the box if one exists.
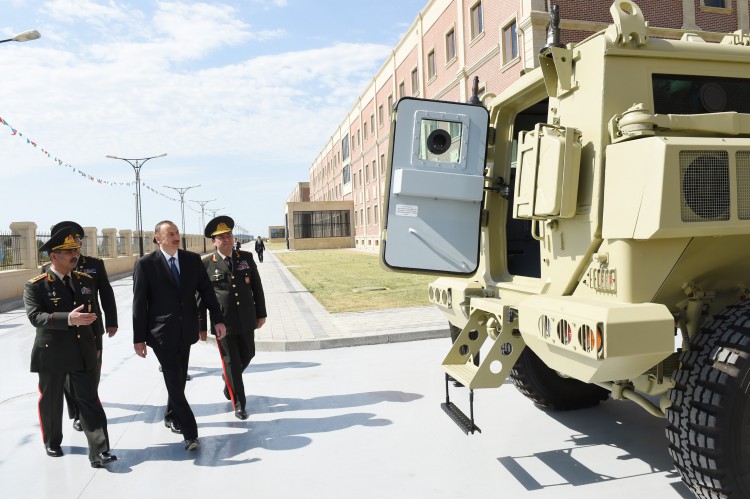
[201,254,212,262]
[73,271,93,279]
[28,273,47,283]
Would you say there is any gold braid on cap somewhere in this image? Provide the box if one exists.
[211,222,232,236]
[53,234,81,251]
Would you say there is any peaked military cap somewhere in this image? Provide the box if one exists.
[51,221,84,238]
[204,216,234,238]
[40,227,82,253]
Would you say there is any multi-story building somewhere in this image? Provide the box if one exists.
[296,0,746,251]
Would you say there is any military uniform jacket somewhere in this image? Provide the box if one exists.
[43,255,117,350]
[24,270,99,373]
[199,249,266,336]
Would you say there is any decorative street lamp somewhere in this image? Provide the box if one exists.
[207,207,225,218]
[0,30,41,44]
[106,153,167,256]
[164,184,200,249]
[191,199,215,253]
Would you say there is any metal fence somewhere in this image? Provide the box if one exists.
[117,236,128,256]
[37,231,52,267]
[97,235,108,257]
[0,231,22,271]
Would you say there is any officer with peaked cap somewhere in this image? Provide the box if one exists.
[199,216,267,420]
[24,228,117,468]
[44,221,118,432]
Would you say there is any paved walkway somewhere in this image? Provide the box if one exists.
[257,249,449,350]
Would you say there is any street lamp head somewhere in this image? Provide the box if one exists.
[2,30,41,43]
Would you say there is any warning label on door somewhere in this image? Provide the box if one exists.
[395,204,418,217]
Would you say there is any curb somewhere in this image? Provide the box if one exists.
[204,327,451,352]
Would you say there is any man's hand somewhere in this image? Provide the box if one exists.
[134,342,148,358]
[69,304,97,326]
[214,323,227,340]
[106,327,118,337]
[257,317,267,329]
[199,330,207,342]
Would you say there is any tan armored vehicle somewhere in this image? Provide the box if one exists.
[380,2,750,497]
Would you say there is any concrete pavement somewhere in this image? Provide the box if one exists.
[0,248,693,498]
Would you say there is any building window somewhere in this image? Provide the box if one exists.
[372,160,376,180]
[427,49,436,80]
[357,129,361,146]
[388,94,394,116]
[702,0,727,6]
[359,169,363,187]
[343,164,351,185]
[367,207,371,225]
[503,20,518,64]
[380,154,386,174]
[398,81,405,98]
[363,121,368,140]
[445,28,456,63]
[378,105,384,127]
[365,164,369,183]
[294,210,351,239]
[341,134,349,161]
[411,67,419,95]
[374,205,378,224]
[470,1,483,40]
[370,114,375,134]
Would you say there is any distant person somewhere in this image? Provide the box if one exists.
[132,220,226,451]
[235,239,241,252]
[254,235,266,263]
[24,228,117,468]
[200,216,266,420]
[43,221,118,433]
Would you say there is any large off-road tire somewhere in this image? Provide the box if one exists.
[509,347,609,410]
[666,301,750,498]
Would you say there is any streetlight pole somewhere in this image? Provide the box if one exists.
[106,153,167,256]
[0,30,41,44]
[164,184,200,249]
[207,207,225,218]
[191,199,215,253]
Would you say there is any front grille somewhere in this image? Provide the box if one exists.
[680,150,730,222]
[737,151,750,220]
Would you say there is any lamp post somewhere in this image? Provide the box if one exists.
[207,207,225,218]
[0,30,41,44]
[106,153,167,256]
[191,199,215,253]
[164,184,200,249]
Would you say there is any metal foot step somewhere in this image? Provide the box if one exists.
[441,401,481,435]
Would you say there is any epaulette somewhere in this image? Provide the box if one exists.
[73,271,93,279]
[29,273,47,283]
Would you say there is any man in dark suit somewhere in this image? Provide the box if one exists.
[132,220,226,451]
[24,228,117,468]
[44,221,118,433]
[199,216,267,420]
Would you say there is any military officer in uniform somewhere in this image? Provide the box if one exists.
[44,221,118,432]
[199,216,267,420]
[24,228,117,468]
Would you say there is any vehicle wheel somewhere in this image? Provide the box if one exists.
[665,301,750,498]
[508,347,609,410]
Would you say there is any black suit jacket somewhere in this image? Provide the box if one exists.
[132,249,224,350]
[24,270,98,373]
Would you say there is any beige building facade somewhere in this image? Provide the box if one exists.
[300,0,746,251]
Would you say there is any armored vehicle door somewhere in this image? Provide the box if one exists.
[381,98,488,274]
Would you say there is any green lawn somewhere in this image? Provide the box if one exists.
[273,249,434,313]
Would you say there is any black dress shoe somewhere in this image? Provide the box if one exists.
[72,419,83,432]
[234,409,248,420]
[185,438,199,451]
[223,385,230,400]
[164,420,182,434]
[90,452,117,468]
[46,447,63,457]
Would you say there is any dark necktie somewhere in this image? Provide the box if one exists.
[62,275,75,298]
[169,256,181,286]
[225,256,232,272]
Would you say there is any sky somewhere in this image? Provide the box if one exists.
[0,0,427,237]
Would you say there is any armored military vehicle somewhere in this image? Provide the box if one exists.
[380,2,750,497]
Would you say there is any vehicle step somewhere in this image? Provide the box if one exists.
[441,401,481,434]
